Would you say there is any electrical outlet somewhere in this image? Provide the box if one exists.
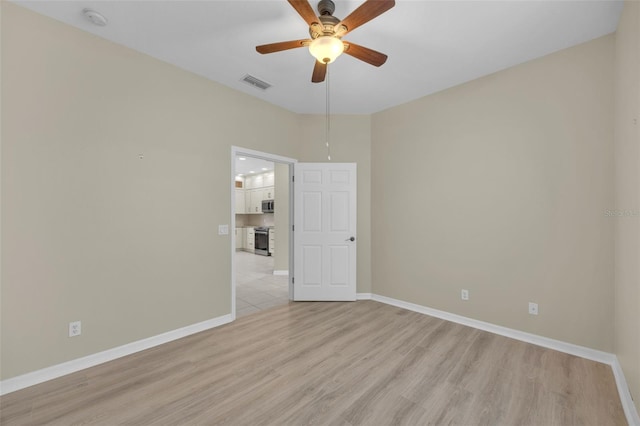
[69,321,81,337]
[528,302,539,315]
[218,224,229,235]
[461,289,469,300]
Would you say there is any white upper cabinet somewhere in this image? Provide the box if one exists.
[249,189,263,214]
[235,189,246,213]
[264,171,275,187]
[237,171,275,214]
[264,187,274,200]
[245,171,274,190]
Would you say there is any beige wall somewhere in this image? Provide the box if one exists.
[0,3,304,379]
[296,114,372,294]
[1,1,635,407]
[614,1,640,414]
[372,35,615,351]
[0,3,375,380]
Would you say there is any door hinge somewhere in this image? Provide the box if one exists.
[292,225,295,232]
[292,175,295,182]
[292,277,295,284]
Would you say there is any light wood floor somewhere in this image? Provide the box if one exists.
[0,301,626,425]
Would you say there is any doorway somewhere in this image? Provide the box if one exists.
[230,147,296,320]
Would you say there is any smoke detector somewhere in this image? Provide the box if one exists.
[82,9,108,26]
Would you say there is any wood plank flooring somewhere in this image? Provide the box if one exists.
[0,301,626,425]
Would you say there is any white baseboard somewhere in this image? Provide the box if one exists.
[3,297,638,426]
[0,314,233,396]
[371,294,614,363]
[273,270,289,276]
[370,294,639,425]
[612,356,640,426]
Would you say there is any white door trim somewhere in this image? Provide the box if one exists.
[230,146,297,320]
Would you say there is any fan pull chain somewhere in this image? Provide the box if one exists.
[325,63,331,161]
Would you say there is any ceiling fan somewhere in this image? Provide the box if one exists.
[256,0,395,83]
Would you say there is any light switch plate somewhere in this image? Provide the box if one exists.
[218,225,229,235]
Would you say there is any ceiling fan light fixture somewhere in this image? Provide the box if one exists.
[256,0,394,82]
[309,36,344,64]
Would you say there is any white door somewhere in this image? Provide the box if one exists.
[293,163,357,301]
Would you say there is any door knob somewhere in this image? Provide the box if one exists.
[346,236,355,242]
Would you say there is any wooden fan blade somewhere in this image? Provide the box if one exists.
[287,0,320,27]
[337,0,395,35]
[256,39,311,54]
[343,41,388,66]
[312,61,327,83]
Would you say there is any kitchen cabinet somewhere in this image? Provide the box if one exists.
[236,170,276,214]
[263,186,275,200]
[244,175,254,189]
[243,187,275,214]
[235,189,245,214]
[264,172,274,187]
[248,189,262,214]
[269,229,275,255]
[244,190,253,214]
[245,228,255,253]
[244,191,250,213]
[235,228,244,250]
[245,171,274,189]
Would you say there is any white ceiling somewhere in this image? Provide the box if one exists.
[14,0,623,114]
[235,156,274,177]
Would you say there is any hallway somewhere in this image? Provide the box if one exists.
[235,251,289,317]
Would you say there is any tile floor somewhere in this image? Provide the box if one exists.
[235,251,289,317]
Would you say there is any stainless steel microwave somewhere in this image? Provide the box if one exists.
[261,199,274,213]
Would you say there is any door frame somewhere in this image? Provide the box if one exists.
[230,146,297,320]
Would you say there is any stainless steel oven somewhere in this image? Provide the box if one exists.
[254,227,270,256]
